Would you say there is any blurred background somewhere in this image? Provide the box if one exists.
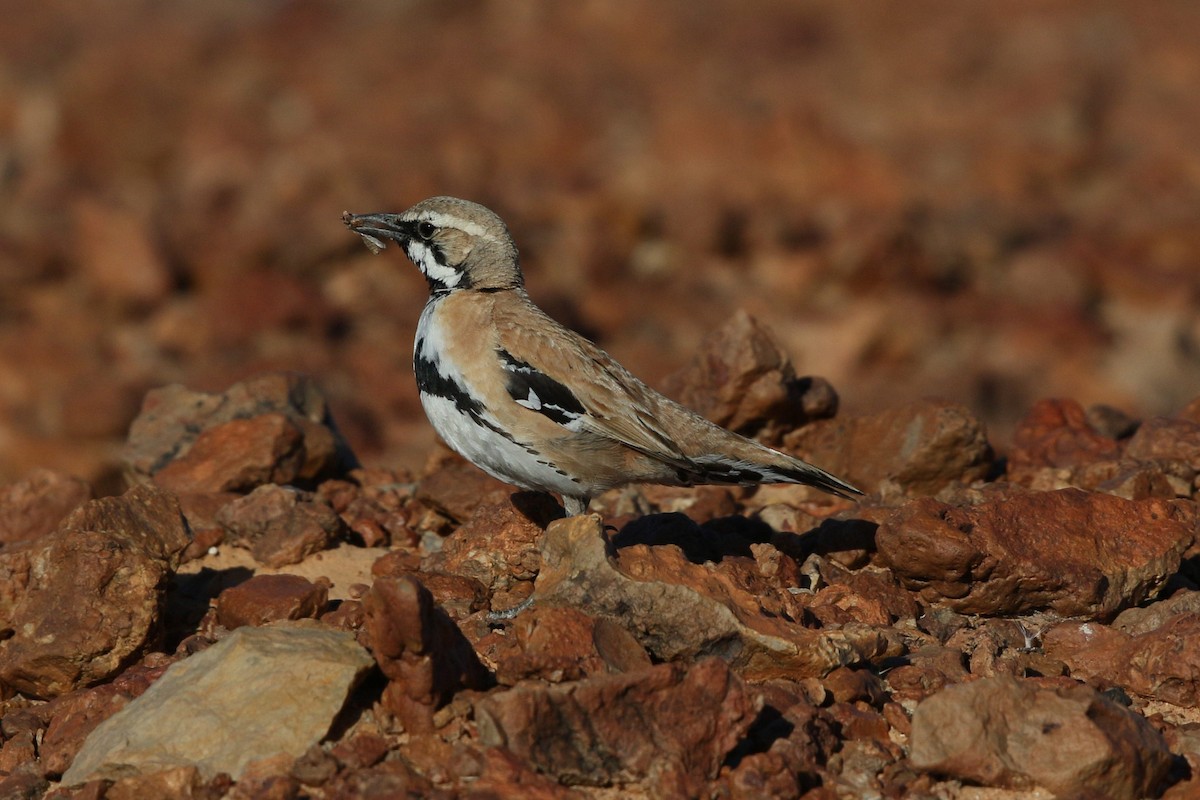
[1,0,1198,493]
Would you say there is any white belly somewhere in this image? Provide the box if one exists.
[420,393,585,496]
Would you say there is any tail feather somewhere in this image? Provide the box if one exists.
[687,453,862,499]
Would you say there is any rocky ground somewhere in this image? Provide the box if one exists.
[1,336,1199,798]
[3,2,1200,798]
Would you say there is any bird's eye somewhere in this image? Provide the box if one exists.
[416,221,437,240]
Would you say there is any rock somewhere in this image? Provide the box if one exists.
[784,400,992,496]
[0,485,188,698]
[1125,416,1200,475]
[216,484,346,567]
[876,489,1193,618]
[1050,614,1200,708]
[153,413,307,494]
[423,493,561,611]
[1113,589,1200,635]
[61,622,374,784]
[414,452,514,522]
[215,574,329,629]
[40,660,171,776]
[909,676,1173,799]
[1009,398,1122,470]
[123,372,359,490]
[0,468,91,549]
[73,197,172,310]
[533,515,885,679]
[362,575,491,732]
[103,765,208,800]
[476,658,758,794]
[488,605,651,685]
[660,310,837,442]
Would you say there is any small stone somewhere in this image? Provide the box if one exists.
[217,484,346,567]
[489,605,651,685]
[215,574,329,629]
[1009,398,1122,470]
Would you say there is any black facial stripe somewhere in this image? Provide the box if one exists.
[498,349,586,426]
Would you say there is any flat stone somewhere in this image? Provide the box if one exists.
[61,622,374,784]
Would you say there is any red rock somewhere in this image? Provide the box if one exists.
[1125,416,1200,474]
[123,373,359,490]
[0,730,37,776]
[103,765,208,800]
[367,562,487,621]
[1009,398,1122,470]
[1113,589,1200,635]
[488,605,650,685]
[784,400,992,496]
[215,574,329,629]
[534,514,884,680]
[217,484,346,567]
[476,658,758,794]
[0,485,188,698]
[414,451,514,522]
[423,494,560,609]
[876,489,1193,618]
[40,659,170,776]
[319,758,443,800]
[660,310,838,442]
[0,468,91,549]
[154,413,306,493]
[73,197,171,310]
[910,676,1172,799]
[0,764,48,798]
[362,575,490,732]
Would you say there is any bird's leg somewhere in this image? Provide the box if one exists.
[562,495,590,516]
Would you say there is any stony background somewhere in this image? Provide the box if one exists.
[2,1,1199,491]
[3,2,1200,799]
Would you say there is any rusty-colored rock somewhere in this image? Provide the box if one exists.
[785,400,992,496]
[489,605,651,685]
[362,575,491,732]
[533,514,884,679]
[123,373,358,490]
[876,489,1192,617]
[476,658,758,794]
[910,676,1172,799]
[215,574,329,630]
[0,468,91,550]
[1009,398,1123,470]
[217,484,346,567]
[0,485,188,698]
[660,310,838,442]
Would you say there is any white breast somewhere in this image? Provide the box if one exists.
[414,302,586,497]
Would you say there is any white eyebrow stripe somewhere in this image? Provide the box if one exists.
[404,210,499,242]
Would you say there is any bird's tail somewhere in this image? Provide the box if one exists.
[684,449,862,499]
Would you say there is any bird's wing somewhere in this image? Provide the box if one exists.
[492,300,700,472]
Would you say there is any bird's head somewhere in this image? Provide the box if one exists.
[343,196,523,294]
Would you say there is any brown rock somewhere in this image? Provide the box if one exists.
[369,561,487,620]
[876,489,1193,618]
[0,468,91,549]
[533,514,885,679]
[362,575,491,732]
[123,373,358,490]
[1009,398,1122,470]
[784,400,992,496]
[476,658,758,794]
[489,605,651,685]
[1113,589,1200,635]
[73,197,172,309]
[104,765,207,800]
[423,493,560,609]
[660,310,837,442]
[414,451,514,522]
[217,484,346,567]
[1125,416,1200,475]
[40,660,169,776]
[153,413,306,494]
[910,676,1172,799]
[215,574,329,629]
[0,485,188,698]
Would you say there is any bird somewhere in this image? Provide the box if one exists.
[342,197,861,517]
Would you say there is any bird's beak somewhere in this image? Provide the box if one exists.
[342,211,409,255]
